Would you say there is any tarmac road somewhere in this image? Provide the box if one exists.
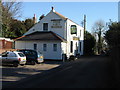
[3,56,115,88]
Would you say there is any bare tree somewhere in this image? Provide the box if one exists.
[1,1,22,37]
[92,20,105,54]
[2,1,22,18]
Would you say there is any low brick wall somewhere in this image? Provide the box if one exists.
[0,49,17,54]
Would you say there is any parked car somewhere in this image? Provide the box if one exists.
[0,51,26,67]
[17,49,44,65]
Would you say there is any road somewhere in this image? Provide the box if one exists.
[3,56,115,88]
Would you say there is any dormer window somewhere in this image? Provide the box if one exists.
[71,25,77,34]
[43,23,48,31]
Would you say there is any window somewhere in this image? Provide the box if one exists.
[70,41,73,53]
[2,52,8,57]
[43,44,47,51]
[79,42,81,52]
[18,53,25,57]
[24,50,37,56]
[71,25,77,34]
[34,44,37,50]
[80,30,81,37]
[43,23,48,31]
[53,44,57,51]
[8,53,17,57]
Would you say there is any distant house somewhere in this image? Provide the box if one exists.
[15,7,84,60]
[0,37,14,53]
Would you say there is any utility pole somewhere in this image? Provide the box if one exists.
[83,15,86,39]
[0,1,2,37]
[84,15,86,33]
[83,14,86,56]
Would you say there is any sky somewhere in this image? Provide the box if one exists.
[19,2,118,32]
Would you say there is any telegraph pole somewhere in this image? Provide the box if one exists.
[0,1,2,37]
[83,15,86,56]
[83,15,86,39]
[84,15,86,33]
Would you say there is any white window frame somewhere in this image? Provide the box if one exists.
[53,44,57,51]
[43,44,47,51]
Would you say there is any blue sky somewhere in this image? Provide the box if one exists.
[19,2,118,32]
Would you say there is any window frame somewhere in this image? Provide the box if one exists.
[71,25,77,34]
[53,44,57,51]
[34,44,37,51]
[43,23,48,31]
[43,44,47,51]
[70,41,73,53]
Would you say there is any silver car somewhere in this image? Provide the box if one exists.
[0,51,26,67]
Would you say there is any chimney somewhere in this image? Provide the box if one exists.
[33,14,37,24]
[51,6,55,12]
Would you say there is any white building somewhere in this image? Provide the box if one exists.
[15,7,84,60]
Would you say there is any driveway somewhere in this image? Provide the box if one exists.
[1,60,63,86]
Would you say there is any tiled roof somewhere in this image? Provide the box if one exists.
[54,11,80,26]
[15,31,66,42]
[54,11,67,20]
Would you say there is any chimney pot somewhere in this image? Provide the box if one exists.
[52,6,54,10]
[51,6,55,12]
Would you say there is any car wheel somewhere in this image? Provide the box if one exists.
[13,62,19,67]
[20,64,24,66]
[36,61,40,64]
[31,61,36,65]
[37,62,41,64]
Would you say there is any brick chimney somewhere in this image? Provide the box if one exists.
[33,14,37,24]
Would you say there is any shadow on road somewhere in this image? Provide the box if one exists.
[2,66,47,86]
[43,60,64,65]
[2,56,117,88]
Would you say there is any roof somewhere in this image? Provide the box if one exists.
[0,37,13,42]
[54,11,67,20]
[15,31,66,42]
[54,11,80,26]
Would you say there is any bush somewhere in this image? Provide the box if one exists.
[105,22,120,47]
[84,31,96,56]
[105,22,120,86]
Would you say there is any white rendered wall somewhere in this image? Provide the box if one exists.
[65,19,84,57]
[24,11,66,39]
[15,41,62,60]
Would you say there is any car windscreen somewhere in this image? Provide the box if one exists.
[24,51,37,56]
[18,53,25,57]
